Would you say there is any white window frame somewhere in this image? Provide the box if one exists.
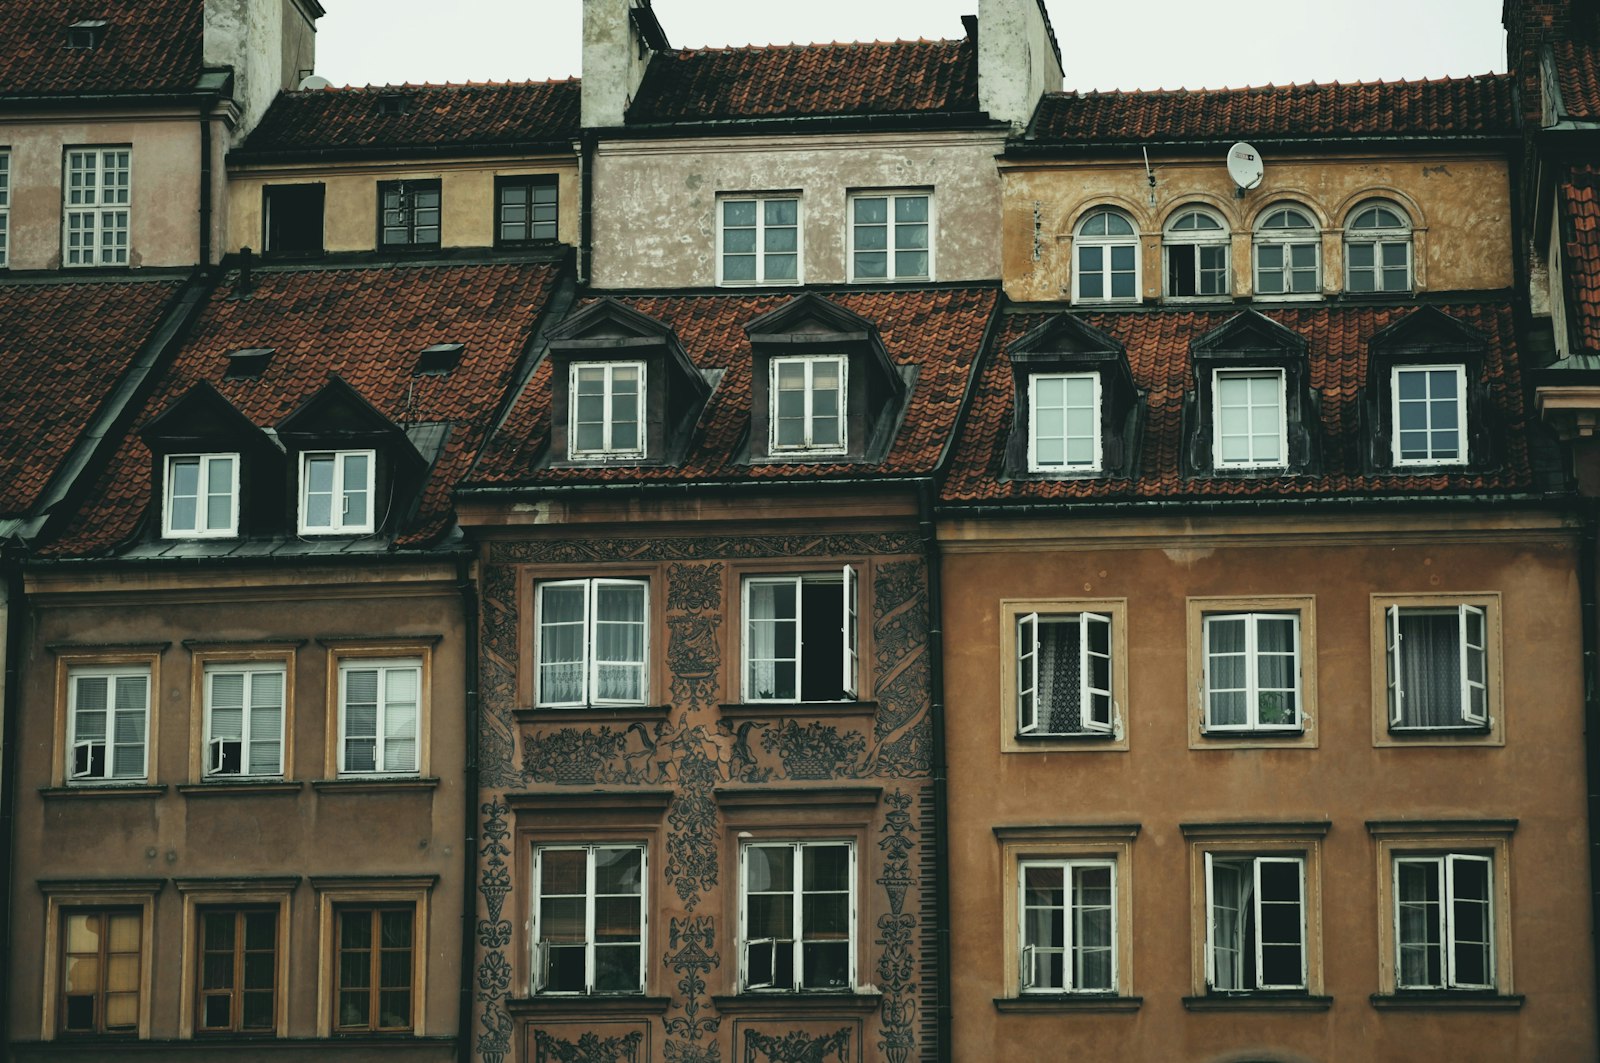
[769,354,848,456]
[1393,853,1495,992]
[1252,205,1321,299]
[336,658,422,777]
[64,147,131,268]
[531,844,647,996]
[1201,612,1302,733]
[1018,858,1118,994]
[1204,853,1307,992]
[717,195,802,286]
[568,361,646,460]
[739,840,856,992]
[1163,207,1230,300]
[1071,208,1140,306]
[741,569,859,704]
[1212,368,1288,470]
[1344,201,1413,293]
[298,450,375,536]
[0,148,10,268]
[67,665,151,783]
[1391,364,1468,467]
[534,578,650,708]
[1027,372,1101,473]
[162,453,240,539]
[847,191,933,283]
[1386,604,1488,730]
[1016,611,1113,736]
[203,663,286,779]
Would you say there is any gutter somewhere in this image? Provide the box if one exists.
[227,138,578,168]
[916,479,953,1062]
[1580,504,1600,1025]
[455,555,480,1063]
[936,490,1570,520]
[0,89,223,110]
[578,131,595,286]
[1003,133,1522,158]
[602,110,1008,139]
[199,101,213,268]
[0,546,24,1052]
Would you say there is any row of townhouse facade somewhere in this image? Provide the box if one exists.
[2,0,1600,1061]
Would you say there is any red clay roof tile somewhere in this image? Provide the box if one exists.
[1560,165,1600,352]
[1553,39,1600,119]
[0,0,202,97]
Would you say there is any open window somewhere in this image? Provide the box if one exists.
[1386,604,1488,731]
[742,567,859,703]
[1164,207,1230,299]
[1205,854,1307,993]
[532,845,646,995]
[263,184,325,256]
[740,841,854,992]
[1017,612,1112,737]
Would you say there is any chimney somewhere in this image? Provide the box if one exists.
[204,0,325,143]
[582,0,669,129]
[977,0,1064,132]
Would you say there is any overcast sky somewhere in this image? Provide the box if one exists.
[315,0,1507,92]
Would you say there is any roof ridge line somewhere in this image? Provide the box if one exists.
[666,36,964,55]
[1052,71,1510,98]
[304,76,580,94]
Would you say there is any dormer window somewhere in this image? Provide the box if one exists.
[299,450,374,535]
[1393,365,1466,466]
[67,19,107,49]
[1184,311,1320,477]
[1213,369,1287,469]
[164,454,239,538]
[1028,373,1101,472]
[1360,306,1488,472]
[771,355,845,455]
[1005,314,1141,480]
[571,361,645,459]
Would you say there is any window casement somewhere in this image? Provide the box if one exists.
[1391,365,1467,466]
[1072,208,1140,305]
[298,450,375,535]
[1164,208,1230,299]
[1204,854,1307,993]
[1212,368,1287,469]
[1027,373,1101,473]
[532,845,646,995]
[719,195,800,285]
[334,905,415,1032]
[1345,201,1413,293]
[1393,854,1495,991]
[848,191,931,282]
[740,840,855,992]
[64,148,131,267]
[377,179,441,250]
[569,361,645,460]
[769,354,847,455]
[196,908,278,1034]
[337,658,422,776]
[535,578,648,708]
[59,908,143,1035]
[1253,205,1320,297]
[0,149,10,268]
[1202,612,1302,733]
[1385,604,1489,731]
[1019,859,1116,994]
[742,568,860,703]
[496,175,558,246]
[67,666,150,783]
[163,453,239,538]
[204,663,285,778]
[1016,611,1113,737]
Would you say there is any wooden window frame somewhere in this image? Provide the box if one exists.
[533,577,650,708]
[162,453,240,539]
[0,147,11,268]
[1027,372,1102,473]
[1368,593,1503,748]
[40,881,161,1040]
[739,567,862,705]
[1211,368,1289,470]
[376,178,441,251]
[52,650,162,788]
[1186,596,1317,750]
[1163,206,1231,301]
[768,354,849,456]
[1344,200,1414,294]
[737,839,858,993]
[1071,208,1140,306]
[174,878,295,1038]
[323,641,434,779]
[1390,364,1469,467]
[494,174,559,247]
[188,647,296,783]
[1251,204,1322,300]
[846,189,934,283]
[530,843,648,996]
[312,876,434,1037]
[568,361,647,460]
[999,598,1129,752]
[298,449,376,536]
[63,146,131,268]
[716,193,803,287]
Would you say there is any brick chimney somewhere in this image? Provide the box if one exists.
[582,0,669,129]
[978,0,1064,131]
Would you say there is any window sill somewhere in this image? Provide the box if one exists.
[1387,725,1492,737]
[312,777,439,794]
[711,990,881,1014]
[40,784,166,800]
[1182,993,1332,1012]
[1370,992,1524,1011]
[994,994,1142,1013]
[177,781,303,797]
[1199,728,1305,739]
[720,700,878,719]
[514,705,672,725]
[1015,730,1118,742]
[507,995,672,1017]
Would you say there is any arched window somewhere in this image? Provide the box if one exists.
[1164,208,1230,299]
[1253,205,1320,297]
[1345,200,1412,293]
[1073,208,1139,304]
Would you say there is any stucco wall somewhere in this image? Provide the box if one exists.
[590,130,1006,289]
[1001,152,1514,302]
[205,0,320,143]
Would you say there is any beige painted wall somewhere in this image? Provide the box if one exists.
[227,157,579,253]
[590,129,1006,289]
[1001,152,1514,302]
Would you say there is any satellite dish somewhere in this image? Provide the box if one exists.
[1227,141,1265,191]
[298,74,333,91]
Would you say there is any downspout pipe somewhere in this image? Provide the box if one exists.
[916,479,953,1061]
[1580,502,1600,1019]
[0,548,25,1053]
[456,554,481,1063]
[199,100,213,269]
[577,131,596,287]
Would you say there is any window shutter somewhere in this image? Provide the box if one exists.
[1080,612,1113,732]
[1460,605,1488,726]
[1387,605,1405,726]
[842,565,859,699]
[1017,613,1040,735]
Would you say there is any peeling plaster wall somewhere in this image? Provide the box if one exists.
[204,0,320,143]
[978,0,1063,131]
[590,130,1006,289]
[1001,152,1514,302]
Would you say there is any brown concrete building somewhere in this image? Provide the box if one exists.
[937,71,1599,1061]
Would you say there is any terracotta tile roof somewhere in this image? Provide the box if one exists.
[941,301,1533,504]
[1026,75,1516,143]
[1553,39,1600,119]
[470,286,999,486]
[1560,165,1600,352]
[0,0,202,97]
[236,80,582,158]
[46,259,564,556]
[0,277,182,519]
[625,38,979,124]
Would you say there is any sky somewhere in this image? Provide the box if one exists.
[313,0,1508,93]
